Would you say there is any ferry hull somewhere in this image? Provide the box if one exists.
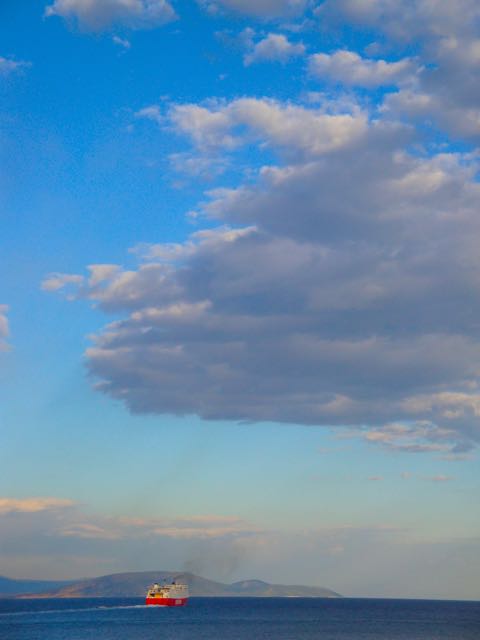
[146,597,188,607]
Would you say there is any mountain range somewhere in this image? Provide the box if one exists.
[0,576,73,596]
[3,571,341,598]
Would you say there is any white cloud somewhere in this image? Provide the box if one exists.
[317,1,480,142]
[135,105,164,127]
[169,151,228,178]
[41,273,85,292]
[45,0,176,32]
[402,391,480,419]
[45,95,480,454]
[112,35,131,49]
[384,86,480,141]
[244,33,305,65]
[0,305,9,351]
[60,513,255,540]
[350,422,473,455]
[167,103,240,151]
[135,98,366,180]
[428,475,454,482]
[87,264,122,286]
[0,56,30,76]
[0,496,263,581]
[60,523,122,539]
[0,497,75,514]
[1,496,478,598]
[309,50,415,87]
[317,0,480,43]
[199,0,308,19]
[140,97,367,157]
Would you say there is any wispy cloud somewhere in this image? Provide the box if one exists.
[0,497,261,582]
[112,35,131,49]
[426,475,454,482]
[41,273,84,292]
[0,497,75,514]
[0,305,9,351]
[1,497,478,598]
[199,0,308,19]
[0,56,30,76]
[45,0,176,32]
[343,421,477,457]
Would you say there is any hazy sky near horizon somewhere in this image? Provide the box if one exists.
[1,0,480,600]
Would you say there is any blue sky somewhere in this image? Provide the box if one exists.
[1,0,480,599]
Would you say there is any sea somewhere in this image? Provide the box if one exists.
[1,597,479,640]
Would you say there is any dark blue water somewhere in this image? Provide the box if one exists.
[0,597,478,640]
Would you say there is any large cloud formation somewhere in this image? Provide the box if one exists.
[45,94,480,456]
[44,1,480,456]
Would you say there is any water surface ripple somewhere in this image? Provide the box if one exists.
[1,597,478,640]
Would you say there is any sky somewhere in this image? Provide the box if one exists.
[1,0,480,600]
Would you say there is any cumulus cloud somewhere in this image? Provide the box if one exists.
[317,0,480,42]
[317,1,480,142]
[244,33,305,66]
[45,10,480,457]
[199,0,308,19]
[46,90,480,454]
[137,97,367,157]
[308,50,415,87]
[384,81,480,141]
[45,0,176,32]
[135,97,366,178]
[45,102,480,454]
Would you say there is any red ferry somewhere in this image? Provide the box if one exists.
[145,581,189,606]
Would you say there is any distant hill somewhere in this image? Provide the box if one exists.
[16,571,340,598]
[228,579,339,597]
[0,576,73,596]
